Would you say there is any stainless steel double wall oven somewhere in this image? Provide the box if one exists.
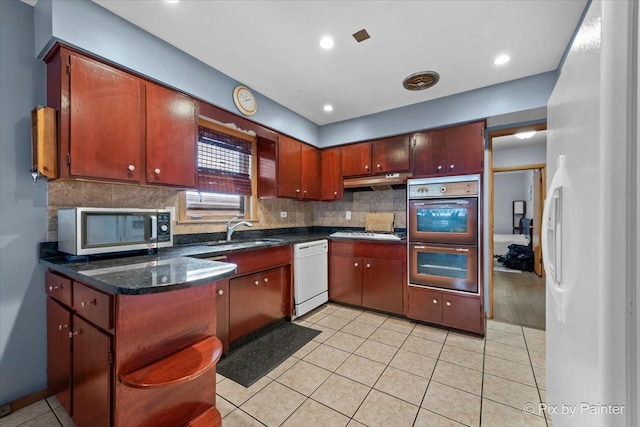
[407,175,481,294]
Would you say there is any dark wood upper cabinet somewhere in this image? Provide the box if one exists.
[340,135,411,177]
[320,147,343,200]
[371,135,411,173]
[264,134,320,200]
[340,142,372,177]
[413,121,485,177]
[145,82,197,188]
[68,54,143,182]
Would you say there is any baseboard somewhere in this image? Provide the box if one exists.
[0,388,52,419]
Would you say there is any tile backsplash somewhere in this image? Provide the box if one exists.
[46,181,406,241]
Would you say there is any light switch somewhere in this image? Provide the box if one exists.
[346,211,351,220]
[280,211,288,218]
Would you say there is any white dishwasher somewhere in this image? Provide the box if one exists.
[292,240,328,320]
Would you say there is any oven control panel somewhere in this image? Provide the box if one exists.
[408,180,478,199]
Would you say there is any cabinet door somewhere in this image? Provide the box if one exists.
[362,257,404,314]
[371,135,410,173]
[320,147,343,200]
[277,135,303,198]
[72,316,111,427]
[441,294,484,334]
[215,279,230,352]
[329,255,362,305]
[413,130,447,176]
[443,122,484,174]
[261,267,285,322]
[146,82,197,187]
[47,299,72,416]
[229,273,264,342]
[69,54,143,182]
[406,287,443,324]
[340,143,372,177]
[301,144,320,200]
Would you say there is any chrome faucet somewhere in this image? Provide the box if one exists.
[226,214,253,242]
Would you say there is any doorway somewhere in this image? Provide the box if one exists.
[488,123,547,329]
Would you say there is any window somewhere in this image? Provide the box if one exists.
[179,119,257,222]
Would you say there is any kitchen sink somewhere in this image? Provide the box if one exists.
[204,238,285,251]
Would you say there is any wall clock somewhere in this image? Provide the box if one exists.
[232,85,257,116]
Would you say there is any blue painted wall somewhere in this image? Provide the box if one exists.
[0,0,48,405]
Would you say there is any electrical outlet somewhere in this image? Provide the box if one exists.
[346,210,351,220]
[280,211,288,218]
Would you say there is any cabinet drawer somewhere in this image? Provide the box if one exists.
[227,245,291,276]
[73,282,113,331]
[46,271,72,307]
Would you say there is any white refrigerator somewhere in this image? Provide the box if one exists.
[544,1,639,426]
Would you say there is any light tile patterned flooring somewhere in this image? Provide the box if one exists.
[0,303,550,427]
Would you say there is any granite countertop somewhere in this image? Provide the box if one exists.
[39,228,405,295]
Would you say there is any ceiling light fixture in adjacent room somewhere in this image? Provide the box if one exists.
[516,131,536,139]
[166,0,180,3]
[319,36,335,50]
[494,54,511,65]
[402,71,440,91]
[323,104,334,112]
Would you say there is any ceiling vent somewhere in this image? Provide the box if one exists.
[402,71,440,91]
[352,29,371,43]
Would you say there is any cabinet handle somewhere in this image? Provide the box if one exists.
[81,299,97,308]
[69,331,79,338]
[263,277,269,283]
[333,191,338,196]
[354,262,359,267]
[154,168,161,174]
[217,289,224,295]
[58,324,68,331]
[446,301,452,306]
[376,164,381,169]
[437,165,443,171]
[432,299,438,304]
[48,284,64,291]
[303,190,307,194]
[128,164,135,172]
[254,280,260,286]
[296,189,300,193]
[449,164,455,170]
[366,263,371,268]
[364,165,369,170]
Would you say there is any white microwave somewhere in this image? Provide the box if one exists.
[57,208,173,255]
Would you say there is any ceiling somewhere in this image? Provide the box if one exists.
[90,1,586,126]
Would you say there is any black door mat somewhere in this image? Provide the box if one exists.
[217,321,321,387]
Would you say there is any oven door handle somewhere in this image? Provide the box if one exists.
[411,245,472,253]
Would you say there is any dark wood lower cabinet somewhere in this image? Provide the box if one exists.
[329,241,405,315]
[72,316,111,427]
[407,286,484,334]
[46,299,71,415]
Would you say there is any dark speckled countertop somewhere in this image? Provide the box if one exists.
[39,228,405,295]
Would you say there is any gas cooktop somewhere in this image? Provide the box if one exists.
[329,231,404,241]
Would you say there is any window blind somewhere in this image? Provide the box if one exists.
[197,127,252,195]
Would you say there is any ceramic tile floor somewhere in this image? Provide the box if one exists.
[0,303,551,427]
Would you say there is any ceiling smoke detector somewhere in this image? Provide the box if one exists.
[402,71,440,91]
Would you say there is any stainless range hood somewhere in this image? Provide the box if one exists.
[343,172,413,191]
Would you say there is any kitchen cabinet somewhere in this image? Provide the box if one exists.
[406,286,484,334]
[341,135,411,177]
[45,270,224,426]
[229,267,285,342]
[412,121,485,177]
[329,241,405,315]
[320,147,343,200]
[145,82,197,187]
[214,245,292,350]
[275,135,320,200]
[45,44,197,188]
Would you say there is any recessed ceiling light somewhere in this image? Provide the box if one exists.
[516,131,536,139]
[494,54,511,66]
[319,36,334,50]
[323,104,334,112]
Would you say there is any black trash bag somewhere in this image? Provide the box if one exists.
[500,244,534,271]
